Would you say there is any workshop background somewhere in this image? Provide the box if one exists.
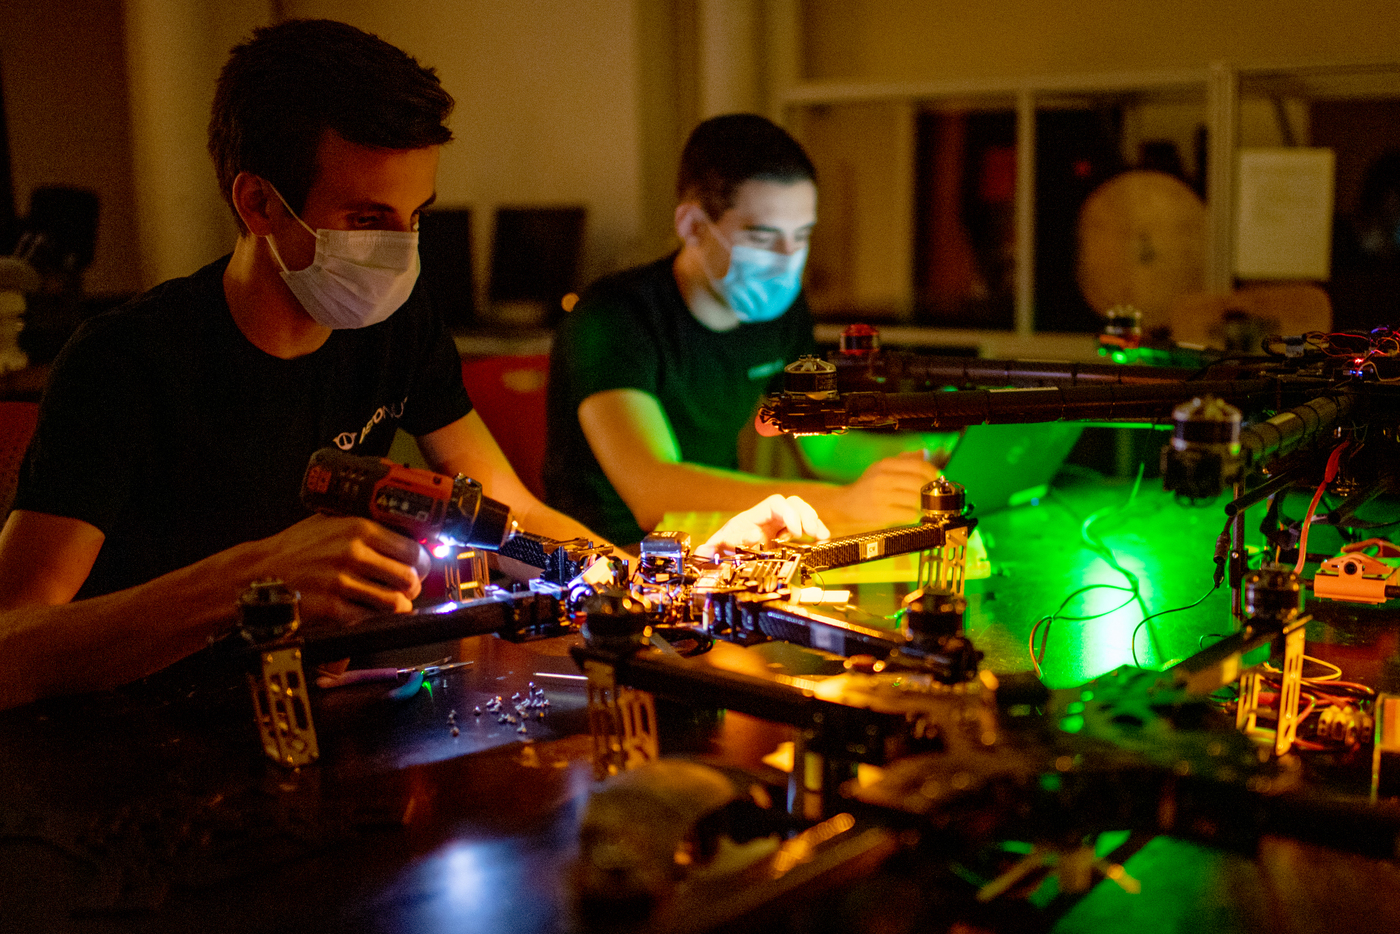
[4,0,1400,323]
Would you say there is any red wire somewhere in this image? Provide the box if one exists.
[1028,616,1047,677]
[1294,440,1351,576]
[1320,680,1377,694]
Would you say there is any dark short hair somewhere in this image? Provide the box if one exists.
[676,114,816,221]
[208,19,454,232]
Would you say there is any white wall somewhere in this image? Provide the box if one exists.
[124,0,268,289]
[2,1,674,299]
[802,0,1400,82]
[0,0,142,297]
[284,0,650,305]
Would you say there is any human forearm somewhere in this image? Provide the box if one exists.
[511,496,613,547]
[0,538,272,708]
[579,389,938,536]
[604,458,854,534]
[0,515,429,711]
[608,453,942,537]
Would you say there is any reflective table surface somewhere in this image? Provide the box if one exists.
[6,475,1400,933]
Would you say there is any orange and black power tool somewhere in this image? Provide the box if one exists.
[301,447,517,550]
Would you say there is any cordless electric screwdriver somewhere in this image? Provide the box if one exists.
[300,447,517,550]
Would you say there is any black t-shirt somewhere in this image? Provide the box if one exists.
[15,255,473,599]
[544,253,815,545]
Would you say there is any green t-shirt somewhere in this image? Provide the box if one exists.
[544,254,815,545]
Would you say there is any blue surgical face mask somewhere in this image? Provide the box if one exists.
[705,223,807,324]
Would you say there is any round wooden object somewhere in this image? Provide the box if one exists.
[1076,170,1207,330]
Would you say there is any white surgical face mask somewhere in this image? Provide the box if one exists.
[264,184,420,329]
[705,221,807,324]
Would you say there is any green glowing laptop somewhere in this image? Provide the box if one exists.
[942,422,1084,515]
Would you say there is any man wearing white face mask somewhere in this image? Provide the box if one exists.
[263,182,423,331]
[0,24,827,710]
[546,114,940,547]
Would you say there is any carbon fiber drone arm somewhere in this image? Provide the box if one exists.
[830,350,1213,391]
[758,377,1302,434]
[1237,391,1355,471]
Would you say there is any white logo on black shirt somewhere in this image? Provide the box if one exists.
[334,398,407,450]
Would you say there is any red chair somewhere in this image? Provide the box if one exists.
[460,354,550,501]
[0,400,39,519]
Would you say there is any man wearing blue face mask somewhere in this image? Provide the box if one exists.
[546,114,939,547]
[0,25,826,710]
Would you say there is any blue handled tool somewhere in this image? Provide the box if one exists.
[315,659,472,690]
[387,670,426,701]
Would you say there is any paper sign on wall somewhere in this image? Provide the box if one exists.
[1234,148,1335,280]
